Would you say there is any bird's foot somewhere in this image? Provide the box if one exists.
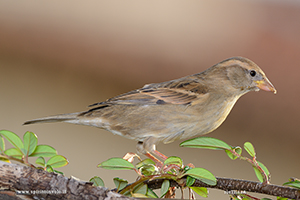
[145,151,195,173]
[123,151,194,175]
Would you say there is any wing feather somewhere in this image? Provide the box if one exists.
[89,78,209,108]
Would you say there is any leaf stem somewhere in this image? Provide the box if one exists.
[1,154,35,168]
[230,149,269,184]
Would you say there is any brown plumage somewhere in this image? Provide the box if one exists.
[24,57,276,159]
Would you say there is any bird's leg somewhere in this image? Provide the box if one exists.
[137,139,183,173]
[152,149,168,160]
[136,141,167,168]
[137,139,166,168]
[145,150,181,171]
[144,152,164,168]
[151,146,189,172]
[137,139,182,172]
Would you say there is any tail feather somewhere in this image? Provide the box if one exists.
[23,112,82,125]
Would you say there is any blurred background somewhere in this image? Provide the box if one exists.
[0,0,299,199]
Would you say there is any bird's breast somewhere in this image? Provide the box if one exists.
[172,95,239,141]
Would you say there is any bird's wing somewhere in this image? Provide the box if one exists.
[89,78,209,107]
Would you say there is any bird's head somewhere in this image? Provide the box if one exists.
[217,57,277,95]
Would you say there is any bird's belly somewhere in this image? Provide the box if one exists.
[89,99,238,143]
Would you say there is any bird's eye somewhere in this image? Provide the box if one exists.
[250,70,256,77]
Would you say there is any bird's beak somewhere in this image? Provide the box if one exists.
[255,79,277,94]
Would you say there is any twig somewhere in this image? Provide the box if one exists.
[146,177,300,199]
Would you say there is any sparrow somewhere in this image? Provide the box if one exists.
[24,57,276,162]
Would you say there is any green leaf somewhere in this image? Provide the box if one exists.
[136,159,158,176]
[133,183,148,195]
[186,176,196,187]
[289,177,300,182]
[180,137,231,150]
[182,168,217,186]
[258,161,269,177]
[23,131,38,156]
[225,150,234,160]
[35,157,45,167]
[140,164,158,176]
[147,188,158,198]
[30,145,57,157]
[277,197,288,200]
[136,158,156,169]
[46,165,54,172]
[253,167,263,183]
[160,180,170,198]
[113,177,128,191]
[253,161,269,183]
[47,155,68,168]
[90,176,105,187]
[190,187,208,198]
[244,142,256,157]
[226,146,242,160]
[164,156,183,167]
[0,130,24,154]
[53,170,64,175]
[131,193,148,198]
[283,180,300,189]
[98,158,135,170]
[183,165,193,172]
[4,148,23,159]
[0,135,5,153]
[0,155,10,163]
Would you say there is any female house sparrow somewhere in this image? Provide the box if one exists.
[24,57,276,161]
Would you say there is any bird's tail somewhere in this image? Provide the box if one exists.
[23,112,82,125]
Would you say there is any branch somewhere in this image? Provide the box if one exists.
[146,177,300,199]
[0,161,131,200]
[1,161,299,200]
